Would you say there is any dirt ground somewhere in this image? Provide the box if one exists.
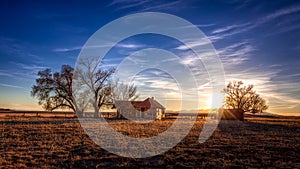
[0,115,299,168]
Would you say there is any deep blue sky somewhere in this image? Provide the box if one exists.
[0,0,299,115]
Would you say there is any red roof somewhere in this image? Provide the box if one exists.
[115,97,165,110]
[131,97,165,109]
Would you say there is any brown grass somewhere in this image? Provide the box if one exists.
[0,115,299,168]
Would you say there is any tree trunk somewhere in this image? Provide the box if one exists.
[94,111,99,118]
[93,102,99,118]
[116,110,121,119]
[76,110,83,118]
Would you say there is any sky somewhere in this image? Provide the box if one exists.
[0,0,299,115]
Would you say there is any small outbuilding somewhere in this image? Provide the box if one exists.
[115,97,166,120]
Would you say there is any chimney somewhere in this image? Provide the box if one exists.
[151,97,154,100]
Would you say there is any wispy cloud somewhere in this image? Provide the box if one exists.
[263,4,300,22]
[108,0,146,7]
[139,0,183,12]
[195,23,216,28]
[0,70,15,77]
[179,52,198,65]
[53,42,146,53]
[11,62,48,71]
[53,44,111,52]
[211,23,250,34]
[0,37,43,63]
[53,46,82,52]
[175,40,255,77]
[174,37,211,51]
[217,41,255,65]
[131,72,181,101]
[108,0,151,10]
[108,0,185,12]
[1,61,47,81]
[4,62,49,82]
[116,43,145,49]
[233,0,253,10]
[0,83,24,89]
[210,4,300,40]
[265,23,300,37]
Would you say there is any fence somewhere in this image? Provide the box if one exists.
[0,110,75,117]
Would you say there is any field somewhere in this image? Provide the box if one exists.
[0,114,299,168]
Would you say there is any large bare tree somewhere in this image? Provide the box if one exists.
[31,65,80,113]
[73,58,115,118]
[223,81,268,114]
[31,62,115,118]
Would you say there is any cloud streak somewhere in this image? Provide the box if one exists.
[108,0,185,12]
[210,4,300,41]
[0,71,15,77]
[53,42,146,53]
[0,83,24,89]
[217,41,255,65]
[0,37,43,63]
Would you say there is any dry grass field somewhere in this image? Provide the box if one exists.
[0,114,299,168]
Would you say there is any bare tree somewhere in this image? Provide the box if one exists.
[111,79,139,101]
[73,58,115,118]
[31,65,80,113]
[73,86,92,114]
[110,79,139,118]
[223,81,268,114]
